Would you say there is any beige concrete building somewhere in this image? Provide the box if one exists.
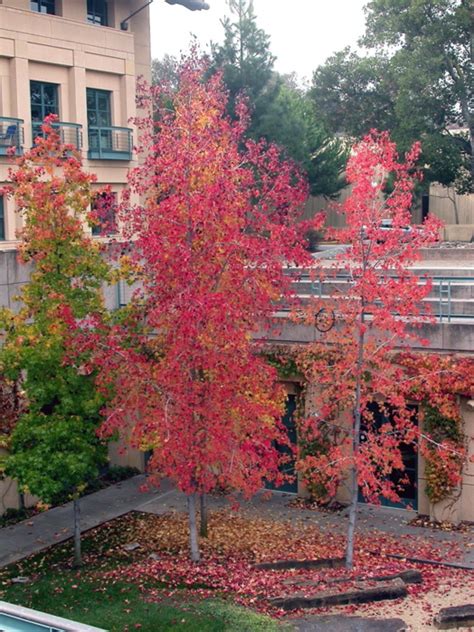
[0,0,152,514]
[0,0,152,244]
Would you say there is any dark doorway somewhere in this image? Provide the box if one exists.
[422,194,430,221]
[266,393,298,493]
[359,403,418,509]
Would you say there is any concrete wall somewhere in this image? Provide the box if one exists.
[307,184,474,240]
[0,248,122,311]
[0,448,37,516]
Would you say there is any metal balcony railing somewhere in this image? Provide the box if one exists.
[32,121,83,150]
[87,126,132,160]
[0,117,24,156]
[297,274,474,323]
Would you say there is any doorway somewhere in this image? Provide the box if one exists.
[359,402,418,510]
[266,393,298,493]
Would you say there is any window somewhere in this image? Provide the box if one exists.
[87,0,108,26]
[31,0,56,14]
[30,81,59,140]
[86,88,111,128]
[87,88,112,153]
[91,191,117,236]
[0,196,5,241]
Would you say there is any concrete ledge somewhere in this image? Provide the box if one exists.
[434,604,474,629]
[442,226,474,242]
[270,578,407,610]
[420,246,474,261]
[290,615,409,632]
[0,600,106,632]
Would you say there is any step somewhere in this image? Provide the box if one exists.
[420,247,474,262]
[270,578,407,611]
[434,604,474,629]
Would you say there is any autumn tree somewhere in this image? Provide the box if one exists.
[0,118,110,566]
[75,56,316,561]
[295,131,444,568]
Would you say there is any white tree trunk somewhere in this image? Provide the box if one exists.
[345,324,365,569]
[187,493,200,562]
[73,498,82,567]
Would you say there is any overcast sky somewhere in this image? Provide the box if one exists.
[150,0,367,83]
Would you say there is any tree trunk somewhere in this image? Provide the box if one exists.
[199,493,208,538]
[73,498,82,567]
[345,324,365,569]
[187,493,200,562]
[448,189,460,225]
[469,121,474,188]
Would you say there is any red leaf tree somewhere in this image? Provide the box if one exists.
[76,56,317,561]
[294,131,448,568]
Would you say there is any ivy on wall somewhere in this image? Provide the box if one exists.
[422,404,464,504]
[262,346,472,507]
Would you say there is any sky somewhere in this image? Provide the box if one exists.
[149,0,368,83]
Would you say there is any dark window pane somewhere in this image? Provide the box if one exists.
[87,0,108,26]
[30,81,59,128]
[91,191,117,236]
[87,88,111,128]
[98,94,109,111]
[98,112,110,127]
[31,107,42,122]
[0,197,5,241]
[31,0,55,14]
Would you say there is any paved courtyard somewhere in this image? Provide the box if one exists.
[1,476,473,570]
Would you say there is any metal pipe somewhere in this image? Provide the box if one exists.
[121,0,154,31]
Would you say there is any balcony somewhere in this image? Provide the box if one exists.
[32,121,83,150]
[87,126,132,160]
[0,118,24,156]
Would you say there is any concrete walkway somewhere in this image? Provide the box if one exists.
[0,475,173,567]
[1,479,473,570]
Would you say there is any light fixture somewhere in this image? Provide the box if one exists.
[165,0,210,10]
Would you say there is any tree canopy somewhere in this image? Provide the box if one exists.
[206,0,349,198]
[74,56,320,561]
[0,119,110,564]
[311,0,472,192]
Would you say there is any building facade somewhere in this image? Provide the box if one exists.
[0,0,151,515]
[0,0,151,245]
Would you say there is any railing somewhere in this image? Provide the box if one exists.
[0,117,24,156]
[87,126,132,160]
[433,277,474,323]
[32,121,82,150]
[294,274,474,323]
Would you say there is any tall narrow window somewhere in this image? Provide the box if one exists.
[87,0,108,26]
[0,196,5,241]
[87,88,112,153]
[31,0,56,14]
[30,81,59,141]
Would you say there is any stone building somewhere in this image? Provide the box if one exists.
[0,0,152,514]
[0,0,151,245]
